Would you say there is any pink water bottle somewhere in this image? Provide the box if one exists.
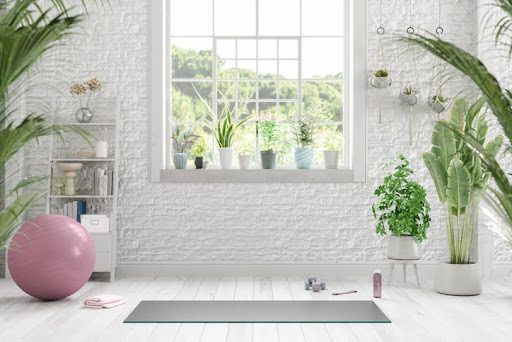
[373,270,382,298]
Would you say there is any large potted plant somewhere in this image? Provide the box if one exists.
[171,124,198,169]
[423,99,502,296]
[372,155,431,260]
[292,117,315,169]
[258,119,278,169]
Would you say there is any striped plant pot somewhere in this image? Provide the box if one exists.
[294,148,314,169]
[173,153,188,169]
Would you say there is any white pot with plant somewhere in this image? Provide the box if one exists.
[322,127,342,170]
[372,155,431,260]
[292,117,315,169]
[428,94,451,114]
[191,136,208,169]
[369,69,392,89]
[423,99,503,296]
[171,123,198,170]
[399,85,419,106]
[195,87,253,169]
[238,154,251,169]
[258,119,278,169]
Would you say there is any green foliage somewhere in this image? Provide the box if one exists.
[258,119,278,152]
[421,99,502,263]
[292,117,314,148]
[171,124,198,154]
[431,95,449,103]
[0,0,104,250]
[402,86,419,95]
[372,155,431,242]
[190,136,207,157]
[374,69,389,77]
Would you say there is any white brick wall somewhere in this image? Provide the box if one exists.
[21,0,512,264]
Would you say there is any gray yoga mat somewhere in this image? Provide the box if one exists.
[124,300,391,323]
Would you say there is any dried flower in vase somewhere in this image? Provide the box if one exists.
[69,78,103,123]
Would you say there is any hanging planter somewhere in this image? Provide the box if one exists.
[399,86,419,107]
[369,69,392,89]
[428,94,451,114]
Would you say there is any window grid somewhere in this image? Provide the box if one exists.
[169,0,344,167]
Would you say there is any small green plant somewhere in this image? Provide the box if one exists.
[292,117,314,148]
[171,124,199,153]
[258,119,278,151]
[431,95,449,103]
[191,136,207,157]
[372,155,431,242]
[374,69,389,77]
[402,86,419,95]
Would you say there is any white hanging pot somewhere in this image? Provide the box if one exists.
[399,92,418,106]
[428,95,451,114]
[218,147,233,169]
[370,76,392,89]
[387,236,422,260]
[435,262,482,296]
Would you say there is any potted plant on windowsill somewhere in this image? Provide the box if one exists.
[258,119,278,169]
[322,127,342,170]
[372,155,431,260]
[292,117,315,169]
[191,136,208,169]
[171,124,198,170]
[195,87,253,169]
[423,99,503,296]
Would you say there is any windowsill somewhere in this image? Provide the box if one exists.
[160,168,356,183]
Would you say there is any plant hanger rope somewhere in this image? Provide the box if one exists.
[370,0,392,124]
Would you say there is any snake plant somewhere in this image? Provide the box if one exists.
[406,0,512,251]
[0,0,104,250]
[423,99,502,264]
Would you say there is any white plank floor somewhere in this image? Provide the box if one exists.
[0,276,511,342]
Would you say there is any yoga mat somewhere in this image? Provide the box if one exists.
[124,300,391,323]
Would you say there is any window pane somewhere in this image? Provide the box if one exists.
[239,81,257,99]
[237,60,257,79]
[233,123,257,159]
[302,38,343,79]
[172,82,212,123]
[302,81,343,121]
[172,38,213,79]
[170,0,213,36]
[279,60,298,79]
[216,39,236,59]
[217,81,237,98]
[258,60,277,78]
[279,81,298,99]
[238,102,257,120]
[259,81,277,99]
[238,39,257,59]
[279,40,298,59]
[258,40,277,59]
[217,60,236,79]
[302,0,344,36]
[259,102,278,117]
[314,124,344,165]
[215,0,256,36]
[259,0,300,36]
[277,102,298,121]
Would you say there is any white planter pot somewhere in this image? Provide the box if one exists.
[238,154,251,169]
[399,93,418,106]
[387,236,422,260]
[323,150,339,169]
[219,147,233,169]
[369,76,392,89]
[435,262,482,296]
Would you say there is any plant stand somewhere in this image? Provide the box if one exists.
[387,259,421,288]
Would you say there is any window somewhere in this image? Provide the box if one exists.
[150,0,366,182]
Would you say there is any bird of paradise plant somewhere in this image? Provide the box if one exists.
[0,0,105,250]
[405,0,512,250]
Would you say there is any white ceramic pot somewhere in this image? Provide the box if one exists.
[238,154,251,169]
[219,147,233,169]
[323,150,339,169]
[435,262,482,296]
[387,236,422,260]
[399,93,418,106]
[369,76,392,89]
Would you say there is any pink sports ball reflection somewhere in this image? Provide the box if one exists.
[8,215,95,301]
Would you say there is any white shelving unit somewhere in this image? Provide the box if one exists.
[45,99,120,281]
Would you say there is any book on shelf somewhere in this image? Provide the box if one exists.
[94,168,114,196]
[61,200,87,223]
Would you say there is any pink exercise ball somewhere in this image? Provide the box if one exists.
[8,215,95,301]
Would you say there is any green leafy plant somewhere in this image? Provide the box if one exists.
[402,86,419,95]
[0,0,104,250]
[194,87,253,148]
[292,117,314,148]
[431,95,449,103]
[372,155,431,242]
[258,119,278,152]
[405,1,512,250]
[191,136,207,157]
[171,124,198,154]
[374,69,389,77]
[422,99,502,264]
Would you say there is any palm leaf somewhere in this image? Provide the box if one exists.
[446,159,471,211]
[422,152,448,202]
[431,121,457,170]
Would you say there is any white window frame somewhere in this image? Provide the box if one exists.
[149,0,366,182]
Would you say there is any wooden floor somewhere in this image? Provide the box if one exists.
[0,275,511,342]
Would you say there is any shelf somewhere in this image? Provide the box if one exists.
[54,122,116,127]
[49,195,114,199]
[51,158,115,162]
